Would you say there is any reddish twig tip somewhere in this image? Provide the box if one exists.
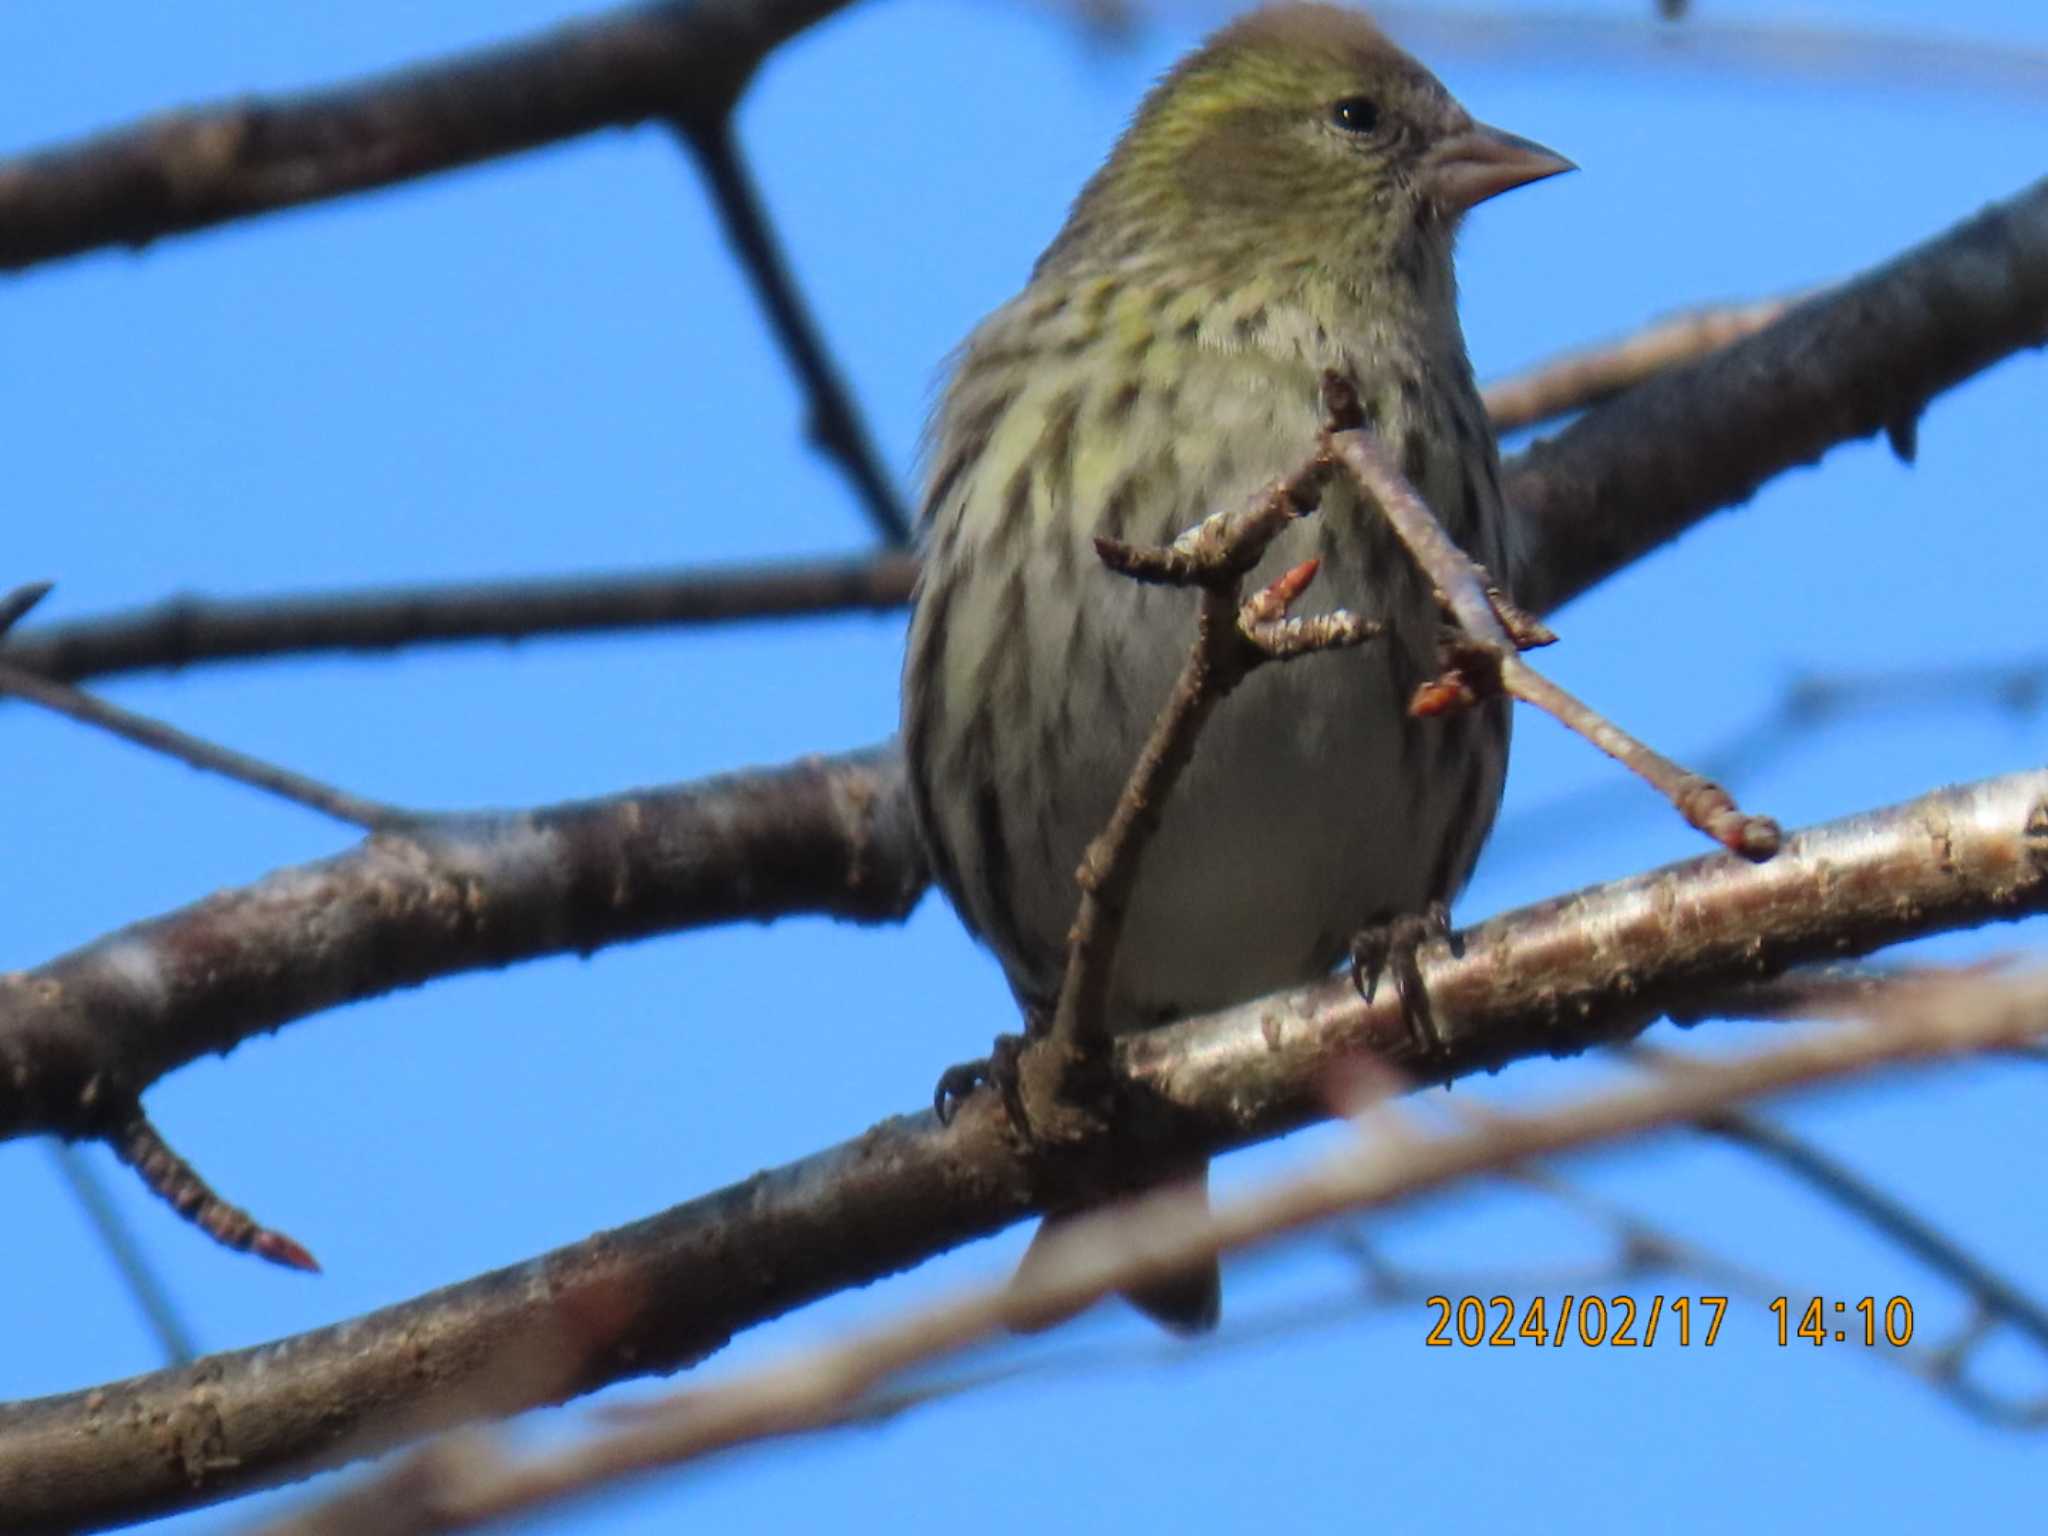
[253,1230,324,1274]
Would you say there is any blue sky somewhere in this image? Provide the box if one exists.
[3,1,2045,1530]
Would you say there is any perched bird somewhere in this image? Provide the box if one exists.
[901,2,1571,1331]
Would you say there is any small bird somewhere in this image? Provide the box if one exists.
[902,3,1571,1331]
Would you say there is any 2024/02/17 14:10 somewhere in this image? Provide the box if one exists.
[1771,1295,1916,1347]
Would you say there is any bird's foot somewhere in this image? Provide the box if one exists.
[1349,900,1461,1057]
[934,1031,1029,1127]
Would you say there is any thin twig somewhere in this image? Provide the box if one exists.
[1488,656,2048,867]
[1482,296,1795,433]
[258,973,2048,1535]
[1627,1045,2048,1356]
[1324,412,1780,860]
[0,655,409,830]
[108,1111,320,1273]
[0,579,405,827]
[1045,456,1374,1070]
[675,117,912,545]
[0,555,920,686]
[46,1142,198,1365]
[0,580,54,635]
[1500,1166,2048,1427]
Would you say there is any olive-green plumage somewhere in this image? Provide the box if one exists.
[902,3,1570,1332]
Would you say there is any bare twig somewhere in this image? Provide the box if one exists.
[0,0,862,272]
[108,1111,319,1274]
[258,972,2048,1536]
[1489,656,2048,867]
[46,1143,197,1365]
[1044,457,1375,1074]
[0,555,920,686]
[0,654,407,830]
[0,579,405,827]
[1481,296,1795,432]
[1646,1060,2048,1356]
[675,117,911,544]
[0,580,54,634]
[1325,413,1780,859]
[3,770,2041,1531]
[1498,1166,2048,1428]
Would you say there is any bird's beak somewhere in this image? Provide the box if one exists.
[1422,124,1575,216]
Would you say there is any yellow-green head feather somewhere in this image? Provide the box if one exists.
[1038,4,1476,285]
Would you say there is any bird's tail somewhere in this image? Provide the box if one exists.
[1011,1163,1222,1335]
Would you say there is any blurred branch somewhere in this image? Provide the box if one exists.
[46,1143,197,1366]
[1370,7,2048,101]
[3,771,2043,1530]
[1685,1095,2048,1356]
[675,117,912,544]
[0,747,924,1147]
[256,970,2048,1535]
[1481,296,1793,433]
[1500,1165,2048,1428]
[0,0,862,272]
[7,176,2042,686]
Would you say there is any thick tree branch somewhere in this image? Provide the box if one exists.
[0,0,860,272]
[1513,175,2048,615]
[3,769,2041,1533]
[0,749,922,1145]
[263,975,2048,1536]
[3,178,2042,1150]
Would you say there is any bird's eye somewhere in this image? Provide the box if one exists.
[1330,97,1380,134]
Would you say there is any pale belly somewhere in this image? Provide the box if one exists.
[905,346,1509,1027]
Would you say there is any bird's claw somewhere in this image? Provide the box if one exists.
[933,1031,1029,1127]
[1349,901,1459,1056]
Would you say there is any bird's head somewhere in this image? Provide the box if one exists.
[1041,4,1572,285]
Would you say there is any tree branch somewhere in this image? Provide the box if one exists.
[5,178,2040,687]
[2,768,2041,1533]
[3,178,2042,1151]
[257,973,2048,1536]
[0,554,920,687]
[0,0,861,272]
[0,748,922,1146]
[1513,175,2048,615]
[675,116,912,544]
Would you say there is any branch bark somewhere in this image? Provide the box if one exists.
[0,0,860,271]
[1513,176,2048,615]
[4,769,2042,1533]
[0,749,921,1144]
